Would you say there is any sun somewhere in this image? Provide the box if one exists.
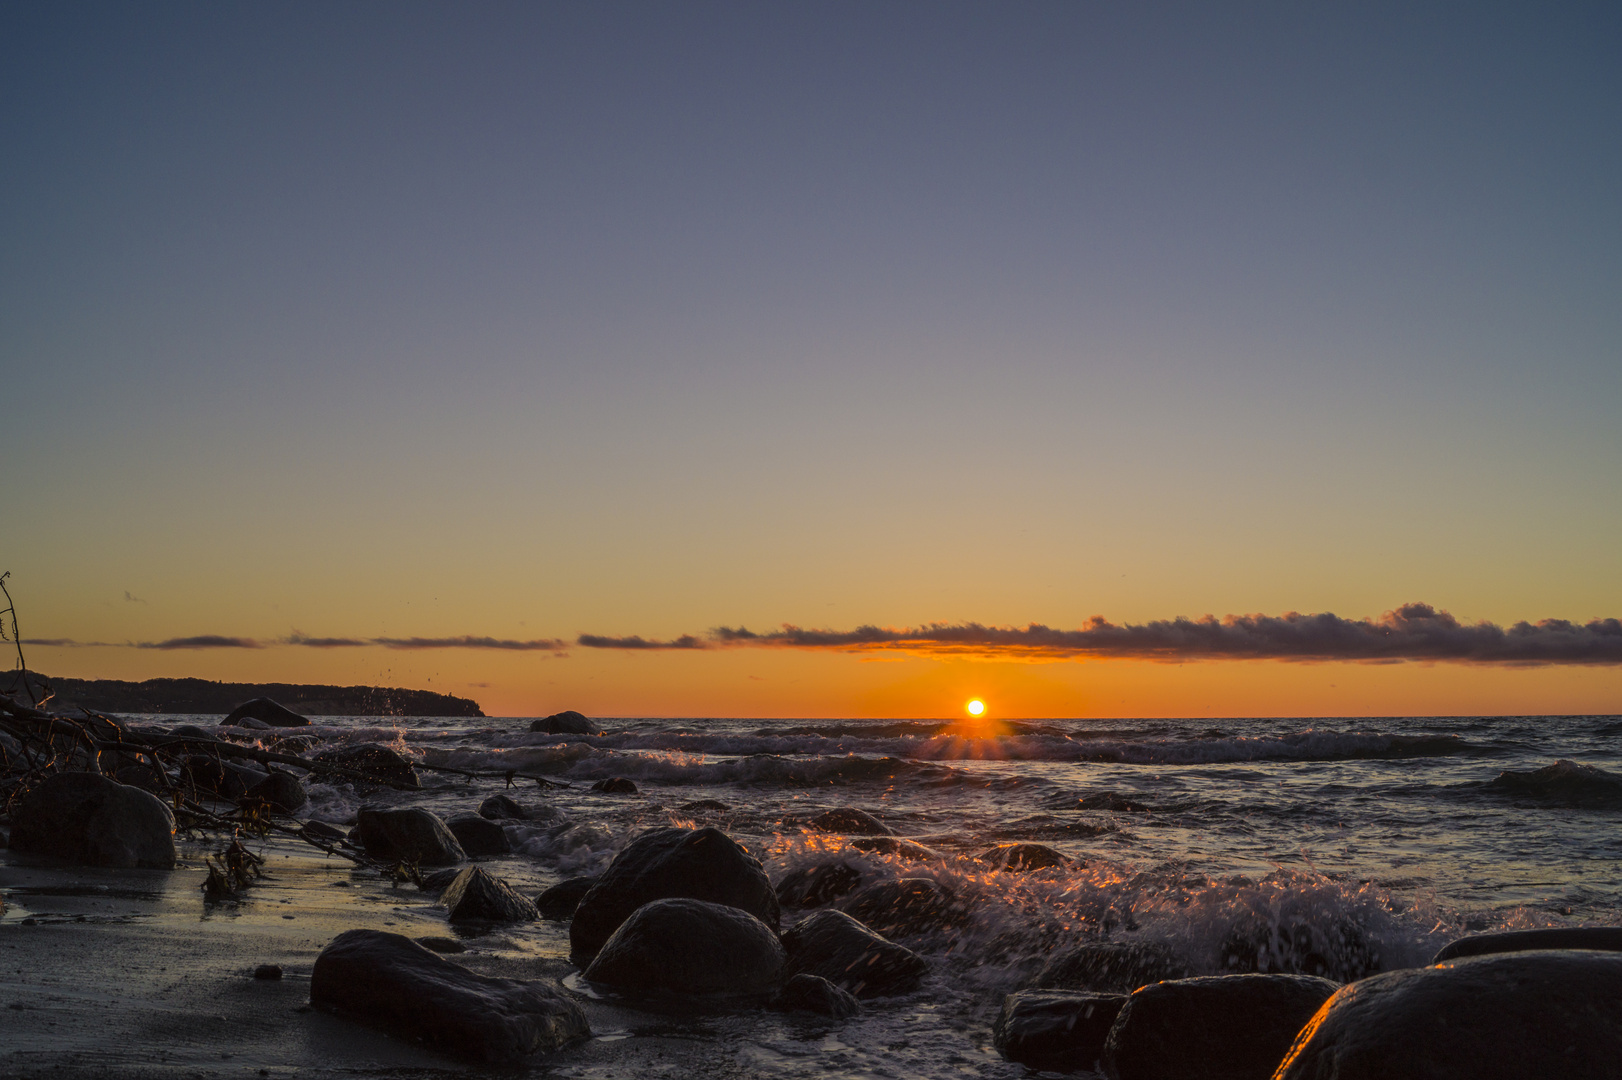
[966,699,985,717]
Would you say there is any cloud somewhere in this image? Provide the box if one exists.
[123,591,146,604]
[136,635,264,650]
[577,633,709,650]
[285,632,370,648]
[21,638,114,648]
[370,635,569,653]
[695,603,1622,665]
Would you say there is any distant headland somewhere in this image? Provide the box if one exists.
[13,672,485,717]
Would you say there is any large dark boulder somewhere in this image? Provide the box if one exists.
[806,807,893,835]
[446,813,511,857]
[1220,915,1380,982]
[310,929,587,1064]
[995,990,1126,1072]
[582,898,785,997]
[781,909,927,998]
[537,876,598,920]
[242,770,307,813]
[313,743,421,789]
[479,794,529,820]
[223,697,311,728]
[776,861,864,909]
[355,807,466,866]
[1432,926,1622,963]
[181,755,264,800]
[1275,951,1622,1080]
[10,772,176,869]
[837,877,965,937]
[978,842,1073,872]
[1035,941,1192,994]
[769,974,860,1018]
[530,710,594,735]
[570,827,779,960]
[441,866,537,924]
[1102,974,1340,1080]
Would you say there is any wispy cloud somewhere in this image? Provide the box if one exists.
[21,638,115,648]
[285,632,370,648]
[369,635,569,653]
[137,635,264,650]
[577,633,708,650]
[593,603,1622,665]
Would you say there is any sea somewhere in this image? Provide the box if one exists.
[24,711,1618,1079]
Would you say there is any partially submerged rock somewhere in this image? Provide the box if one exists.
[780,909,927,998]
[848,836,940,862]
[10,772,177,869]
[1220,914,1380,981]
[591,776,638,794]
[1432,926,1622,963]
[776,861,864,909]
[806,807,893,835]
[1275,950,1622,1080]
[223,697,311,728]
[994,990,1125,1072]
[446,813,511,857]
[355,807,466,866]
[313,743,420,789]
[837,877,964,937]
[537,876,598,920]
[1103,973,1339,1080]
[583,898,785,997]
[311,929,587,1064]
[570,826,779,960]
[1033,941,1190,994]
[977,842,1073,872]
[441,866,538,924]
[769,973,860,1018]
[679,798,731,812]
[182,755,265,800]
[530,710,594,735]
[478,794,529,820]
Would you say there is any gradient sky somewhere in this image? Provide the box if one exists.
[3,2,1619,717]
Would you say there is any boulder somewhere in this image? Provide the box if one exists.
[419,866,463,894]
[1219,915,1380,982]
[1274,950,1622,1080]
[310,929,587,1064]
[224,716,273,730]
[995,990,1126,1072]
[583,898,785,997]
[848,836,940,862]
[1034,941,1191,994]
[1432,926,1622,963]
[446,813,511,857]
[837,877,965,937]
[537,876,598,920]
[780,909,927,998]
[769,973,860,1018]
[478,794,529,820]
[776,861,864,909]
[355,807,466,866]
[679,798,732,812]
[9,772,177,869]
[806,807,892,835]
[242,770,307,813]
[591,776,638,794]
[313,743,421,789]
[1102,974,1339,1080]
[441,866,538,923]
[222,697,311,728]
[181,755,264,800]
[570,826,779,960]
[530,710,594,735]
[978,842,1073,872]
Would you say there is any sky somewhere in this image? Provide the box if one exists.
[2,2,1619,718]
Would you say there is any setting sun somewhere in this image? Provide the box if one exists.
[966,699,985,716]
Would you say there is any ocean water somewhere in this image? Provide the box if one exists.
[142,713,1622,1075]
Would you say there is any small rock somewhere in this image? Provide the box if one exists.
[848,836,940,862]
[977,842,1073,872]
[223,698,312,728]
[1034,941,1191,994]
[583,898,785,997]
[419,866,464,894]
[311,929,588,1064]
[537,876,598,920]
[1102,973,1340,1080]
[678,798,732,812]
[446,813,512,857]
[994,990,1125,1072]
[9,772,177,869]
[591,777,638,795]
[355,807,465,866]
[769,973,860,1018]
[806,808,893,835]
[1274,951,1622,1080]
[781,909,928,998]
[1432,926,1622,963]
[530,710,594,735]
[441,866,538,923]
[837,878,965,937]
[242,770,307,813]
[478,794,529,820]
[253,964,283,980]
[776,861,864,909]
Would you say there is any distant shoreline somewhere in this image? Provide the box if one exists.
[7,672,485,718]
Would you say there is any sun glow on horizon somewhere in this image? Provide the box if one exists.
[966,699,985,716]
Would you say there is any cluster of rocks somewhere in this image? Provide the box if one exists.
[993,928,1622,1078]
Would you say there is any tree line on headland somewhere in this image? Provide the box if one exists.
[14,673,485,717]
